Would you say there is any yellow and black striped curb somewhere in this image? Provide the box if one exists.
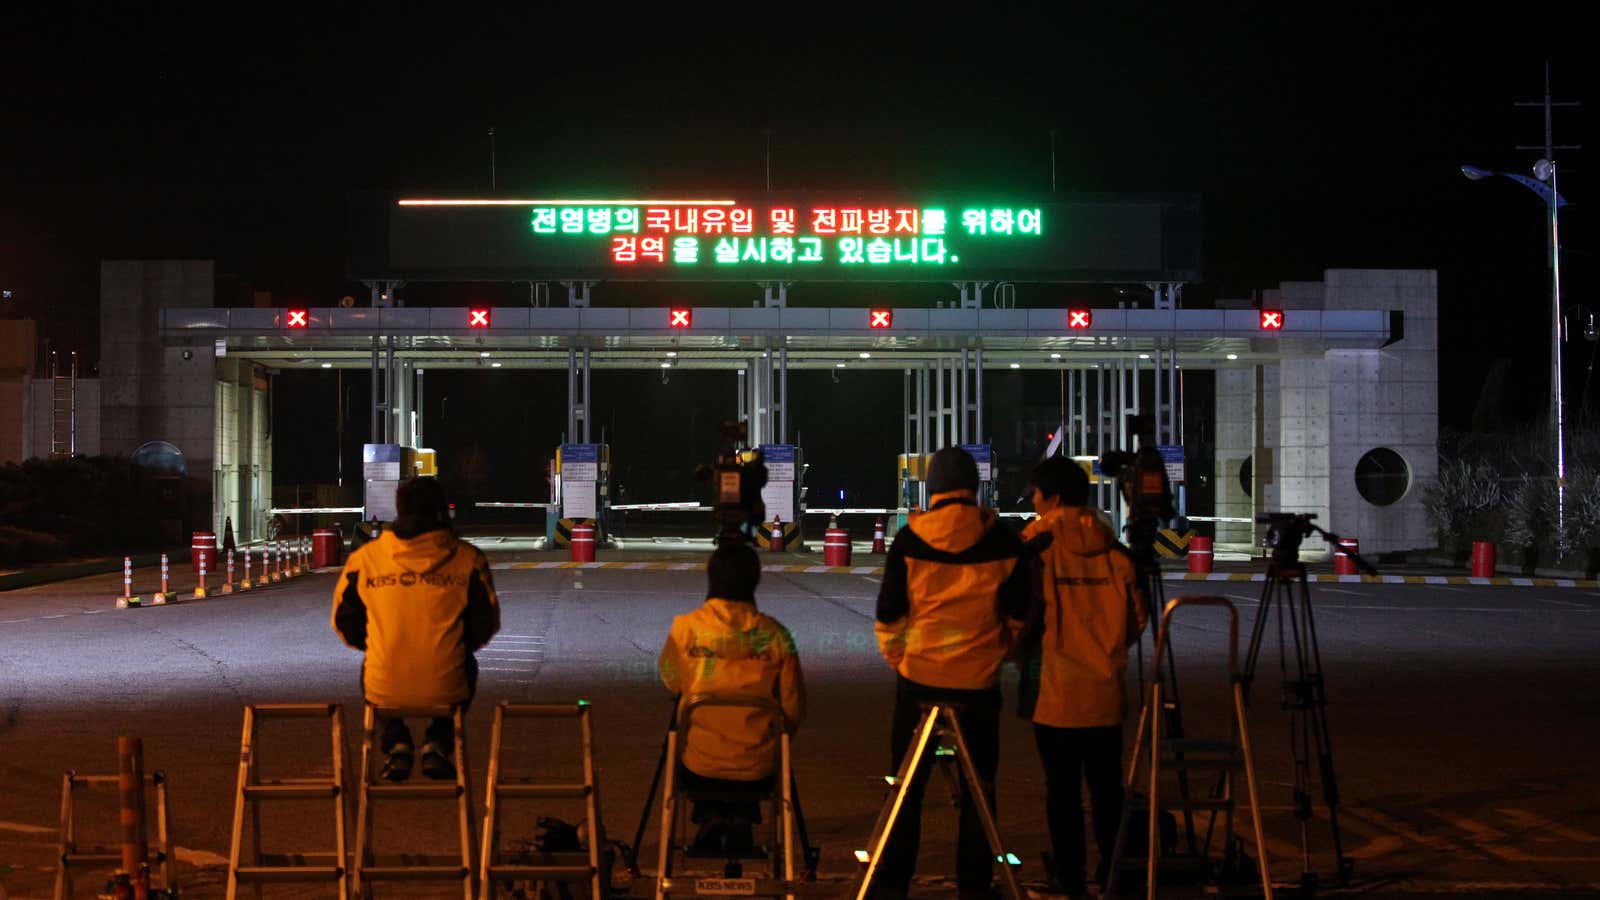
[1168,572,1600,588]
[494,560,1600,588]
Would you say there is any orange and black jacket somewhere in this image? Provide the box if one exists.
[332,522,500,709]
[875,490,1031,691]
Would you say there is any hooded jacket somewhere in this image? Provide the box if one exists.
[1020,506,1146,728]
[332,525,500,709]
[660,598,806,781]
[875,490,1030,691]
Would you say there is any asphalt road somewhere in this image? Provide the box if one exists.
[2,554,1598,898]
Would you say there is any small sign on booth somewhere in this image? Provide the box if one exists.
[1156,444,1186,484]
[560,443,601,520]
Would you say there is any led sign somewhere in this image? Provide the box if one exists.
[469,308,491,328]
[1068,309,1092,329]
[669,308,692,328]
[1260,309,1284,330]
[286,309,309,329]
[869,309,892,329]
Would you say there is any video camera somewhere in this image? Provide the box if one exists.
[696,421,768,544]
[1099,446,1176,552]
[1256,512,1319,567]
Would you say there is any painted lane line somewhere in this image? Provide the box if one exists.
[41,614,67,619]
[1496,807,1600,843]
[482,649,543,655]
[1320,588,1364,596]
[1538,597,1589,608]
[0,819,56,835]
[480,666,533,673]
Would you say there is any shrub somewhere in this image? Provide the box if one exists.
[1504,474,1558,555]
[1421,458,1504,556]
[0,525,69,565]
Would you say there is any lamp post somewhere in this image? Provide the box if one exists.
[1461,160,1570,537]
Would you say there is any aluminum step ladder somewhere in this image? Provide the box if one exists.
[353,703,476,899]
[226,703,350,899]
[851,703,1022,900]
[479,701,607,900]
[1106,596,1275,899]
[656,696,802,900]
[54,770,176,899]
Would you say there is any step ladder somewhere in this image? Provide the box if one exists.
[1106,596,1274,899]
[353,703,476,899]
[54,770,176,899]
[226,703,350,899]
[480,701,607,900]
[656,696,801,900]
[851,704,1021,900]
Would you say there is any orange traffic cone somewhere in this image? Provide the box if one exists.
[871,517,886,553]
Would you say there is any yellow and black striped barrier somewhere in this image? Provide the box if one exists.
[755,519,802,550]
[552,517,599,548]
[1153,528,1195,559]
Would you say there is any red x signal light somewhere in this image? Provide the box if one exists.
[669,308,692,328]
[469,307,491,328]
[1260,309,1284,331]
[869,309,893,329]
[1067,309,1092,330]
[286,308,309,329]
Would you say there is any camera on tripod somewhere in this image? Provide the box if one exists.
[1257,511,1316,562]
[1099,446,1177,552]
[696,421,768,544]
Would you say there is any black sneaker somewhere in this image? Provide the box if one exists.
[419,741,456,780]
[380,743,414,782]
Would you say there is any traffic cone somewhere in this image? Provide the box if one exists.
[871,517,886,553]
[152,554,170,605]
[769,515,785,552]
[115,556,141,609]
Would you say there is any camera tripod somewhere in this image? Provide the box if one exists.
[1240,514,1373,893]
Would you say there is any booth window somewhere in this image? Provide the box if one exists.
[1354,448,1410,506]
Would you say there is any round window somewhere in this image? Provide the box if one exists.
[1238,455,1252,498]
[1355,448,1410,506]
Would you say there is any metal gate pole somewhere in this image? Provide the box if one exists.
[583,348,592,443]
[975,347,984,445]
[903,369,912,464]
[1154,348,1164,445]
[566,349,576,443]
[958,349,969,445]
[1169,349,1180,445]
[918,362,929,457]
[935,356,946,450]
[779,348,788,445]
[384,337,396,444]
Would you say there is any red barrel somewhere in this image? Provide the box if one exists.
[824,527,852,567]
[191,531,216,574]
[1471,540,1496,578]
[1188,535,1214,574]
[570,523,597,562]
[1334,537,1359,575]
[768,517,785,553]
[312,527,343,569]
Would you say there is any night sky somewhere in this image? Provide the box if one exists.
[1,5,1590,508]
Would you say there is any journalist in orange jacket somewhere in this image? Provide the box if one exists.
[660,542,807,854]
[873,447,1031,900]
[1019,457,1147,896]
[333,478,501,782]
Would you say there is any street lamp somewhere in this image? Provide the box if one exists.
[1462,159,1570,536]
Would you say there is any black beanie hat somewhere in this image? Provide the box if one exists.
[926,447,979,495]
[706,542,762,603]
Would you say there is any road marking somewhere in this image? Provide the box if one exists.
[0,819,55,835]
[1344,807,1477,856]
[84,609,107,614]
[481,666,531,673]
[482,650,543,655]
[1320,588,1363,596]
[1538,597,1589,608]
[1497,807,1600,843]
[1429,809,1519,860]
[860,576,882,584]
[175,846,230,867]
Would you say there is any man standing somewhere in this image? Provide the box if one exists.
[1020,457,1146,898]
[660,542,806,853]
[874,447,1031,900]
[333,478,500,781]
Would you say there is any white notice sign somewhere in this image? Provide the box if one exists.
[761,482,795,526]
[563,480,597,520]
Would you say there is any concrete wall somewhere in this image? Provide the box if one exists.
[99,260,216,527]
[1213,368,1256,544]
[0,319,36,464]
[213,359,273,542]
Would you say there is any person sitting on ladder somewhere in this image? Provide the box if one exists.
[659,542,807,855]
[332,477,500,782]
[1019,457,1147,899]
